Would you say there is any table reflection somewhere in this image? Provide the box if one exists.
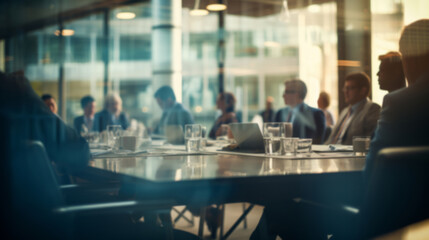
[90,153,365,182]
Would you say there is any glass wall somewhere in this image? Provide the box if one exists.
[3,0,428,136]
[63,14,105,124]
[371,0,429,105]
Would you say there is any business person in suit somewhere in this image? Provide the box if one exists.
[153,85,194,136]
[275,79,326,144]
[366,19,429,177]
[94,93,130,132]
[74,95,96,135]
[325,72,381,145]
[377,51,406,93]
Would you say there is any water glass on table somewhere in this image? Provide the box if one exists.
[353,136,371,156]
[263,122,282,156]
[199,126,207,151]
[282,137,298,156]
[184,124,202,152]
[107,125,122,152]
[297,138,312,156]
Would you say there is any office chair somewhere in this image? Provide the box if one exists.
[7,140,200,239]
[289,146,429,239]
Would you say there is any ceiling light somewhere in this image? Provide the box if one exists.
[206,3,227,11]
[116,12,136,20]
[279,0,290,22]
[54,29,75,36]
[190,9,209,16]
[190,0,208,16]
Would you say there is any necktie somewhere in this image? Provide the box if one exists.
[331,107,352,144]
[286,110,293,122]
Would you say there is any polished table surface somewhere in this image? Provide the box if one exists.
[89,153,365,182]
[87,149,366,206]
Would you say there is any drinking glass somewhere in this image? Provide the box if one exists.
[107,125,122,151]
[282,122,293,138]
[281,137,298,156]
[184,124,202,152]
[199,126,207,151]
[297,138,312,156]
[353,136,371,156]
[263,122,282,155]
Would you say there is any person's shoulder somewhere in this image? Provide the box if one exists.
[366,99,381,110]
[74,115,84,122]
[94,109,107,117]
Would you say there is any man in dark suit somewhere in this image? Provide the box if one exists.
[366,19,429,177]
[377,51,406,93]
[93,93,130,132]
[275,79,326,144]
[74,95,96,134]
[153,85,194,136]
[0,72,90,177]
[259,96,276,123]
[325,72,380,145]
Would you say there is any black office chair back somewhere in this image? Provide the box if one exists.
[2,112,73,239]
[361,146,429,238]
[13,140,73,239]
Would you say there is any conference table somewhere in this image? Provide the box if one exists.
[84,142,366,239]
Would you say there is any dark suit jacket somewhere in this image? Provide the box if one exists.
[153,102,194,135]
[275,103,326,144]
[365,74,429,178]
[93,109,130,132]
[0,72,90,176]
[260,109,276,123]
[74,115,84,134]
[326,98,380,145]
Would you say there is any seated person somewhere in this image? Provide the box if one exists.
[275,79,326,144]
[41,94,58,115]
[93,93,130,132]
[74,95,96,135]
[317,91,335,127]
[152,85,194,135]
[377,51,406,93]
[259,96,276,123]
[209,92,239,139]
[325,72,380,145]
[1,71,90,178]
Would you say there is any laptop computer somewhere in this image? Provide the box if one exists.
[164,125,185,144]
[228,123,265,153]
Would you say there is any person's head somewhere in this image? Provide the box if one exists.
[216,92,236,113]
[81,95,96,117]
[41,94,57,114]
[104,93,122,116]
[399,19,429,85]
[343,72,371,105]
[154,86,176,110]
[283,79,307,107]
[377,51,406,92]
[317,91,330,109]
[265,96,274,110]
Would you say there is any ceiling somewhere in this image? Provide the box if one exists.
[0,0,332,39]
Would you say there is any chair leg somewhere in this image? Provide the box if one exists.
[198,207,206,239]
[173,207,194,226]
[242,203,248,229]
[220,204,225,240]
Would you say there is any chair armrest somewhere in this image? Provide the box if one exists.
[54,199,177,215]
[293,197,360,215]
